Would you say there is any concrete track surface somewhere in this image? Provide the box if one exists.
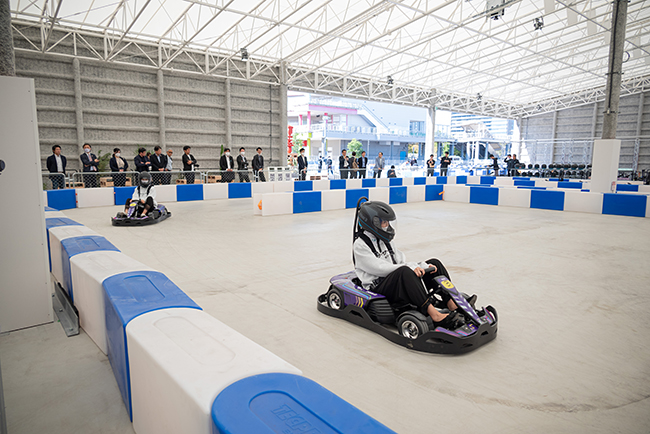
[2,199,649,434]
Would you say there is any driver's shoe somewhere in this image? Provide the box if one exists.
[116,212,126,218]
[465,294,477,309]
[433,311,465,329]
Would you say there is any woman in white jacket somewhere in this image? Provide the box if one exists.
[123,172,156,217]
[353,200,468,329]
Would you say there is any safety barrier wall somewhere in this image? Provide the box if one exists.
[43,211,396,434]
[254,180,650,219]
[42,176,649,219]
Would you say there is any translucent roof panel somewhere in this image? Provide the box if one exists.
[10,0,650,109]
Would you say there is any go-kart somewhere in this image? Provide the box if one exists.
[317,270,498,354]
[111,201,171,226]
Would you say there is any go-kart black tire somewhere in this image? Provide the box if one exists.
[397,312,429,339]
[326,287,345,310]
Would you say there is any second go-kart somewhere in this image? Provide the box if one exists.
[317,197,498,354]
[112,200,171,226]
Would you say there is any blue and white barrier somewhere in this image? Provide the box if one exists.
[103,271,202,420]
[211,373,395,434]
[71,251,154,354]
[251,178,649,219]
[48,225,98,285]
[60,236,119,301]
[127,308,302,434]
[42,207,396,433]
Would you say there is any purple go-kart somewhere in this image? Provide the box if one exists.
[112,201,171,227]
[318,271,498,354]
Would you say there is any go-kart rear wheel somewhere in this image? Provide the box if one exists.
[326,288,344,310]
[397,313,429,339]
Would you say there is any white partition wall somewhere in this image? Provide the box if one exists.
[0,77,53,332]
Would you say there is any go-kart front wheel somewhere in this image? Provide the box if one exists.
[326,287,344,310]
[397,313,429,339]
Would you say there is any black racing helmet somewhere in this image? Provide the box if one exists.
[139,171,152,188]
[357,200,396,243]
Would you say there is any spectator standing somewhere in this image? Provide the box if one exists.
[504,154,512,176]
[374,152,385,178]
[252,147,266,182]
[164,149,173,184]
[80,143,99,188]
[236,147,251,182]
[490,154,500,176]
[327,155,333,175]
[134,147,151,173]
[219,147,235,183]
[350,152,359,179]
[358,151,368,178]
[182,145,197,184]
[150,146,168,185]
[109,147,129,187]
[439,152,451,176]
[510,154,520,176]
[46,145,66,189]
[339,149,350,179]
[297,148,308,181]
[426,154,436,177]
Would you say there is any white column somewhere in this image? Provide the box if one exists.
[425,106,435,158]
[590,139,621,193]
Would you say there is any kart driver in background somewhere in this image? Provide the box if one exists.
[121,172,157,218]
[354,200,473,329]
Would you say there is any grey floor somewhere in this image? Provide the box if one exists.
[2,199,650,434]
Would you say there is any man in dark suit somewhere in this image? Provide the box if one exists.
[150,146,168,185]
[297,148,308,180]
[80,143,99,188]
[236,147,250,182]
[339,149,350,179]
[182,145,197,184]
[439,151,451,176]
[220,147,235,183]
[134,147,151,173]
[358,151,368,178]
[252,147,266,182]
[46,145,66,189]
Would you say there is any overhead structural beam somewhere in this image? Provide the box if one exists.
[106,0,152,59]
[602,0,629,139]
[42,0,63,52]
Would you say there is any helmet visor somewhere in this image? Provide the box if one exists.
[372,216,396,238]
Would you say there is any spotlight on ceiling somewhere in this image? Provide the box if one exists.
[240,48,249,61]
[387,75,394,85]
[533,17,544,31]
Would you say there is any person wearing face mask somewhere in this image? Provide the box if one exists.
[236,147,250,182]
[182,145,197,184]
[109,148,129,186]
[252,147,266,182]
[80,143,99,188]
[297,148,308,180]
[220,147,235,183]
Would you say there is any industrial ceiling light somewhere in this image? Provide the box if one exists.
[533,17,544,31]
[240,48,249,61]
[387,75,394,85]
